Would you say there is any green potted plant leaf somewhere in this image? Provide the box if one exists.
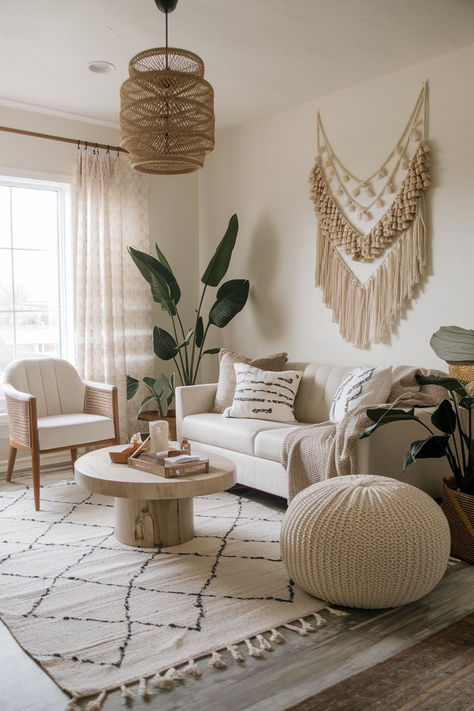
[126,373,177,440]
[361,374,474,562]
[127,214,249,433]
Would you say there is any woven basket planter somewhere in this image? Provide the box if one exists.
[441,481,474,563]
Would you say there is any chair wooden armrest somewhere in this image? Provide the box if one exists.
[83,381,120,443]
[3,383,37,448]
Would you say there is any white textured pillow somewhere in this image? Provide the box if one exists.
[329,366,393,423]
[224,364,303,422]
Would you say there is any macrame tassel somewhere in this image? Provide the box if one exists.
[325,158,332,167]
[378,167,387,178]
[365,185,375,197]
[363,210,372,221]
[245,638,263,658]
[227,644,245,663]
[138,678,151,698]
[342,174,350,182]
[270,628,284,644]
[376,196,385,208]
[396,143,404,154]
[209,651,227,669]
[86,691,107,711]
[347,200,356,212]
[386,180,394,193]
[66,696,81,711]
[312,612,327,626]
[120,684,134,700]
[257,634,272,651]
[284,622,308,637]
[353,186,361,197]
[183,659,202,678]
[324,606,349,617]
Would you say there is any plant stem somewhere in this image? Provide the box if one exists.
[170,314,188,384]
[190,284,208,383]
[175,307,191,385]
[450,392,467,475]
[193,321,211,385]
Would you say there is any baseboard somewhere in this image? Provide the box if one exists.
[0,451,71,481]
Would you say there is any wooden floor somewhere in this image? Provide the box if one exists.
[1,468,473,711]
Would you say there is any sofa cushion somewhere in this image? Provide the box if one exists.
[254,424,310,462]
[182,413,293,456]
[225,364,303,422]
[213,349,288,413]
[37,413,115,450]
[287,362,354,423]
[329,366,393,423]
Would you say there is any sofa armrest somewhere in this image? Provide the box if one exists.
[175,384,217,442]
[356,406,445,497]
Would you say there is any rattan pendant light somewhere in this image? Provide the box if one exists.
[120,0,215,174]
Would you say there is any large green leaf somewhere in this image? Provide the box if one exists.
[126,375,140,400]
[460,396,474,410]
[153,327,178,361]
[143,377,164,399]
[403,434,450,470]
[201,214,239,287]
[137,395,157,416]
[361,408,417,438]
[128,247,180,310]
[431,398,456,434]
[155,243,174,276]
[208,279,250,328]
[195,315,204,348]
[416,374,467,396]
[177,329,194,349]
[202,347,220,356]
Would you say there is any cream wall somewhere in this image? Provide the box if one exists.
[0,104,198,467]
[198,43,474,383]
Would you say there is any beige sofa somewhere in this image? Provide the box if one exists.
[176,362,445,500]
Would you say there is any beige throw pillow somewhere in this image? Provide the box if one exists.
[213,349,288,413]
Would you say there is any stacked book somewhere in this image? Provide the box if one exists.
[128,441,209,478]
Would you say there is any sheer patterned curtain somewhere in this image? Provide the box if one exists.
[73,149,153,440]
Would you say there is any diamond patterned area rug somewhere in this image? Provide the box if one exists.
[0,481,341,702]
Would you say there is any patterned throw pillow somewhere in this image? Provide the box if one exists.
[212,349,288,413]
[329,366,393,423]
[224,364,303,422]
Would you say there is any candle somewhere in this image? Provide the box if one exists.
[149,420,169,453]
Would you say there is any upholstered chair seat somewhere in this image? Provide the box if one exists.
[2,357,120,510]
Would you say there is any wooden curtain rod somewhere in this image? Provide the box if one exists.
[0,124,128,153]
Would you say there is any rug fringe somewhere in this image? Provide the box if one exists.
[64,606,347,709]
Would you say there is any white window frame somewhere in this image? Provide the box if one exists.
[0,168,73,424]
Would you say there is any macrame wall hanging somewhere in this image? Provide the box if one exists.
[309,84,430,349]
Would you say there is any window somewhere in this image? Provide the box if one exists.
[0,175,72,414]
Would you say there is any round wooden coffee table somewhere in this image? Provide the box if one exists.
[74,445,235,548]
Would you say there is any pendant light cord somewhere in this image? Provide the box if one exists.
[165,9,169,69]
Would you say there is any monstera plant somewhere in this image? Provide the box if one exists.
[128,214,249,388]
[362,374,474,495]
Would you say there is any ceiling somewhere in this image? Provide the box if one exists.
[2,0,474,130]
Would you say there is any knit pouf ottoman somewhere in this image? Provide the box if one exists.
[281,475,450,609]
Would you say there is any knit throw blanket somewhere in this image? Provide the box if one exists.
[283,366,446,501]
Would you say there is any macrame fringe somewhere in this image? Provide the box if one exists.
[65,607,348,709]
[315,200,426,349]
[309,141,430,262]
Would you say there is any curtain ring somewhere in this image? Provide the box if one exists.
[77,139,80,150]
[84,141,88,151]
[106,145,110,155]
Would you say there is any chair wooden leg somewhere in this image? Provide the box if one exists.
[71,448,78,470]
[32,449,40,511]
[6,446,17,482]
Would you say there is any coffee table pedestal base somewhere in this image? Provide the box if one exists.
[115,497,194,547]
